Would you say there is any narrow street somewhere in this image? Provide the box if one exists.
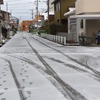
[0,32,100,100]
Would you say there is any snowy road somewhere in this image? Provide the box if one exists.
[0,32,100,100]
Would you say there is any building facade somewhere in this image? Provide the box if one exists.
[52,0,75,25]
[64,0,100,44]
[21,20,33,31]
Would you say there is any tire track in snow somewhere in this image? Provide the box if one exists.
[43,56,100,81]
[24,37,88,100]
[8,55,71,100]
[32,36,100,79]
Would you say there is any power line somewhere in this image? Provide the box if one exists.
[2,0,47,21]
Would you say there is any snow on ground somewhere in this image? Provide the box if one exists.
[32,34,100,100]
[0,32,100,100]
[8,54,67,100]
[0,32,70,100]
[44,56,100,100]
[0,56,21,100]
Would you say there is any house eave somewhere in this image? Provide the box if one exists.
[70,14,100,19]
[64,8,75,17]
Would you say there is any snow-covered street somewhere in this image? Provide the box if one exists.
[0,32,100,100]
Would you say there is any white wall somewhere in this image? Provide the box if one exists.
[49,0,54,14]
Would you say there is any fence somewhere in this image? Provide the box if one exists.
[40,33,96,46]
[40,34,67,45]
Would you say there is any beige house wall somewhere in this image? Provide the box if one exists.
[65,0,100,43]
[76,0,100,14]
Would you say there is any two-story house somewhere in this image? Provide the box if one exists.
[64,0,100,44]
[52,0,75,26]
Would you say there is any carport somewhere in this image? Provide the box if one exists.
[70,14,100,43]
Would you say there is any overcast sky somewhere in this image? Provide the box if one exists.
[1,0,47,21]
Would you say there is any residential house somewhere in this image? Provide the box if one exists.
[52,0,75,26]
[64,0,100,44]
[33,15,44,28]
[10,16,19,31]
[1,10,10,21]
[21,15,44,31]
[0,0,3,19]
[21,20,33,31]
[0,0,3,20]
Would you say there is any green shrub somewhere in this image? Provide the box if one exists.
[48,22,57,35]
[41,21,67,35]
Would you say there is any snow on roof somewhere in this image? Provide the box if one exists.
[64,8,75,16]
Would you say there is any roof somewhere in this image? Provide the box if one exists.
[64,8,75,16]
[70,14,100,19]
[1,10,10,14]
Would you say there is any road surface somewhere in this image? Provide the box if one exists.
[0,32,100,100]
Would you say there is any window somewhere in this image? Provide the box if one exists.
[80,19,83,28]
[70,18,77,33]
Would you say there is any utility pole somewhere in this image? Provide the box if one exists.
[0,5,2,44]
[36,0,38,29]
[6,2,8,12]
[10,9,12,15]
[30,9,33,19]
[32,9,33,19]
[47,0,49,29]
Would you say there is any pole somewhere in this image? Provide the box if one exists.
[32,9,33,19]
[47,0,49,29]
[30,9,33,19]
[0,5,2,44]
[37,0,38,29]
[10,9,12,15]
[6,2,8,12]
